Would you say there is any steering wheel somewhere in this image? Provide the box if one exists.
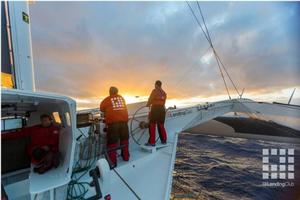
[130,105,171,145]
[130,106,150,145]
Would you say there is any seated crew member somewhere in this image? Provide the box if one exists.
[145,80,168,146]
[2,114,60,174]
[100,86,130,167]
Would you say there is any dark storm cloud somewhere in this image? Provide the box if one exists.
[29,1,300,106]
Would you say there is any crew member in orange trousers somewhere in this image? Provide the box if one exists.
[100,87,130,167]
[145,80,167,146]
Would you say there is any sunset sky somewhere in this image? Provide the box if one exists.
[29,2,300,110]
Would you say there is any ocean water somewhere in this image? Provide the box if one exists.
[171,133,300,200]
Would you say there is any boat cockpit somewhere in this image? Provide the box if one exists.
[1,89,76,199]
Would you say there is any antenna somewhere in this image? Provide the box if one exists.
[239,88,245,99]
[288,88,296,105]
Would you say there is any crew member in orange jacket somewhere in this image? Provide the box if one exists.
[146,80,167,146]
[2,114,60,174]
[100,86,130,167]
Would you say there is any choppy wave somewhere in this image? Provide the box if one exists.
[171,133,300,200]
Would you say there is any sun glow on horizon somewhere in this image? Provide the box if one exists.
[75,87,300,111]
[122,94,148,104]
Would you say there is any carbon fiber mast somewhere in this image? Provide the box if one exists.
[1,1,35,91]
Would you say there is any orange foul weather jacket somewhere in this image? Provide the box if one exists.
[146,88,167,107]
[2,124,60,158]
[100,94,129,124]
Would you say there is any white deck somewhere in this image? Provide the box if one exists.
[77,101,234,200]
[75,99,300,200]
[3,99,300,200]
[82,142,176,200]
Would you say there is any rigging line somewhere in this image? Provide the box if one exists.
[215,52,231,99]
[196,1,241,97]
[185,1,211,46]
[214,51,241,96]
[196,1,212,45]
[207,46,233,100]
[112,168,141,200]
[186,1,231,100]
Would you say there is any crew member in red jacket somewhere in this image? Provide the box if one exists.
[2,114,60,174]
[146,80,167,146]
[100,86,130,167]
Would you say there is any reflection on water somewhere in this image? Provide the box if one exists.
[171,133,300,200]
